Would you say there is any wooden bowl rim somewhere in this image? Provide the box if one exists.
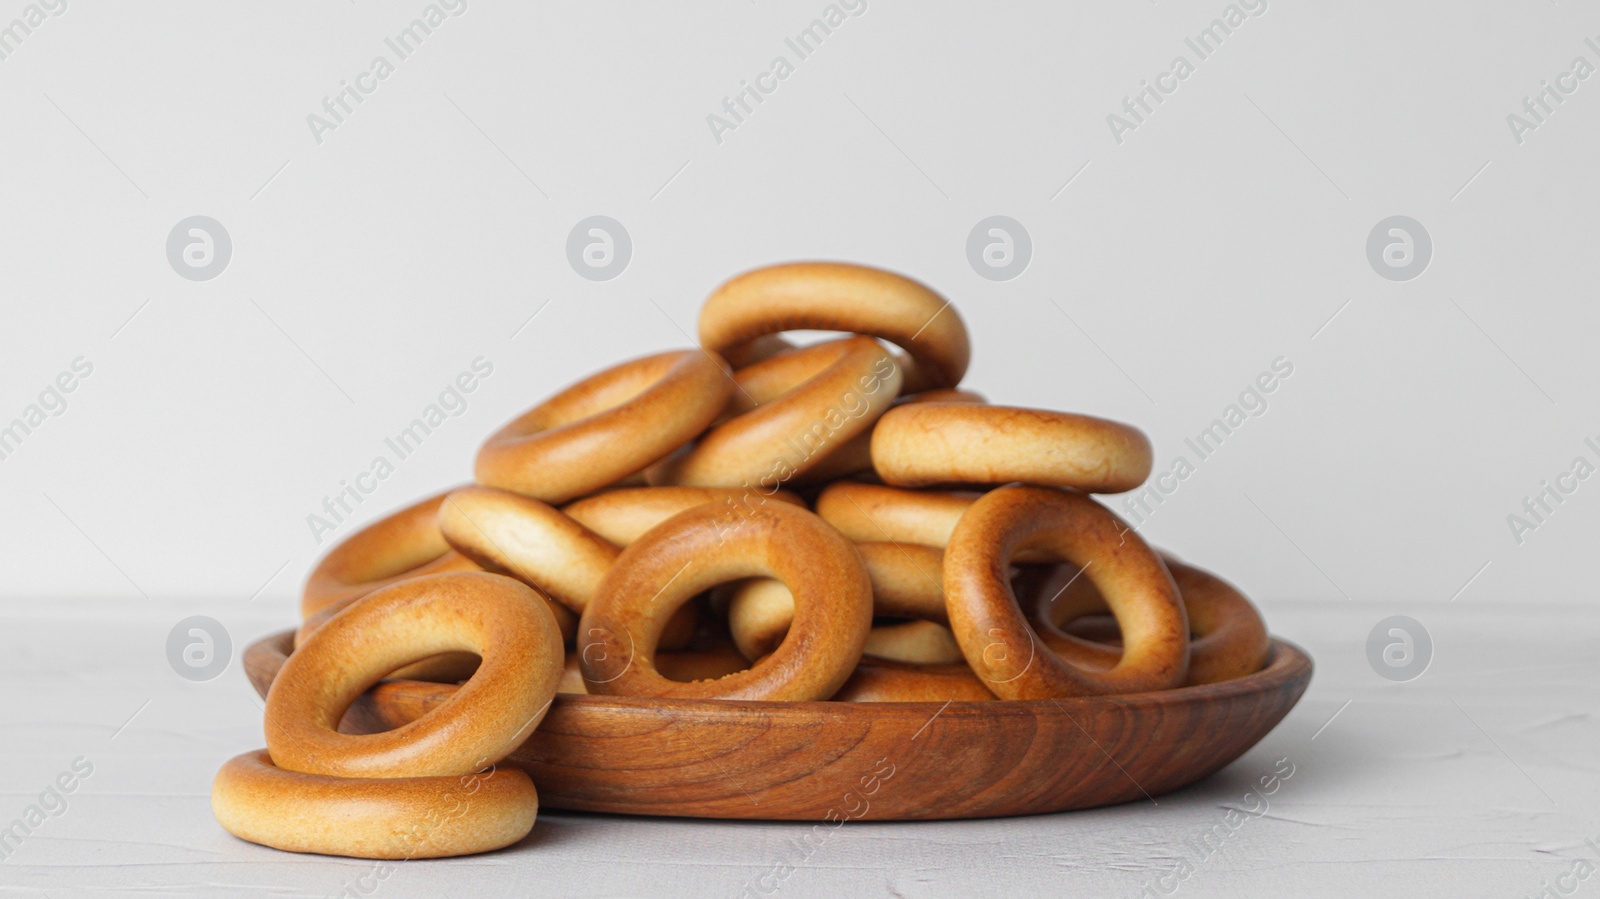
[243,628,1312,719]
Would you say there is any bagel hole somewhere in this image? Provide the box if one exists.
[330,651,485,736]
[1063,615,1122,646]
[659,592,752,683]
[1013,562,1200,646]
[385,651,482,684]
[862,618,964,666]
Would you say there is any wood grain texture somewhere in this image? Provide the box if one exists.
[243,630,1311,821]
[12,599,1590,898]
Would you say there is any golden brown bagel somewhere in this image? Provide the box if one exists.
[861,620,965,665]
[722,577,796,661]
[435,485,704,649]
[726,542,953,663]
[579,501,872,701]
[656,642,753,682]
[437,486,619,612]
[475,350,732,503]
[872,403,1154,494]
[720,333,797,368]
[814,482,977,548]
[832,659,997,702]
[723,337,894,412]
[564,486,796,638]
[1025,559,1270,685]
[211,750,538,859]
[295,577,577,659]
[698,262,971,389]
[562,486,804,546]
[559,641,751,694]
[651,337,903,488]
[806,387,988,483]
[298,500,525,681]
[944,486,1188,698]
[266,572,564,779]
[558,653,589,694]
[300,489,481,619]
[813,484,1080,565]
[856,542,947,621]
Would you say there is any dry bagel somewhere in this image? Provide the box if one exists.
[266,572,564,779]
[559,642,750,694]
[301,489,480,619]
[872,403,1153,494]
[805,387,988,483]
[578,501,872,701]
[212,750,538,859]
[698,262,971,389]
[475,350,732,503]
[650,336,903,488]
[832,659,996,703]
[435,485,703,650]
[562,486,805,546]
[944,486,1189,698]
[726,541,952,663]
[814,481,977,548]
[1024,559,1270,686]
[861,620,965,665]
[437,486,619,612]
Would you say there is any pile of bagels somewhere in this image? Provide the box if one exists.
[212,261,1271,859]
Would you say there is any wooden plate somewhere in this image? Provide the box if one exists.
[243,629,1311,821]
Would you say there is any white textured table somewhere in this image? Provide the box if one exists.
[2,598,1595,898]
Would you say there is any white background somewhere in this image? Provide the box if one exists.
[2,1,1598,896]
